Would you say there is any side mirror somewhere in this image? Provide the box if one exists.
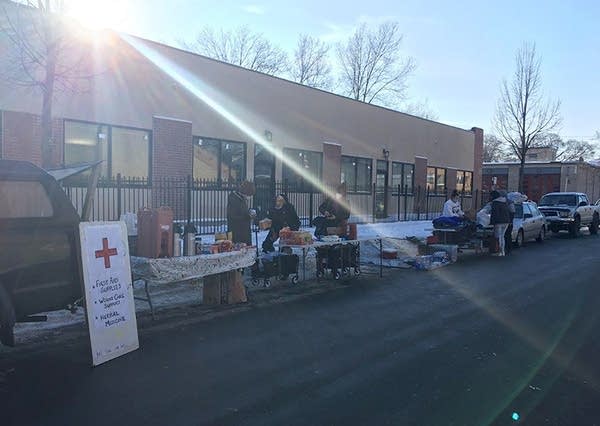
[579,201,588,207]
[524,213,533,219]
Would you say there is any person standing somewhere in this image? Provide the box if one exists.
[262,194,301,253]
[503,191,516,255]
[227,181,256,245]
[489,190,511,256]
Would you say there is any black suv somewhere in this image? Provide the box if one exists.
[0,160,82,346]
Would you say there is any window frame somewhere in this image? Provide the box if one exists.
[282,148,323,192]
[455,170,473,194]
[391,162,415,195]
[63,119,153,182]
[193,136,248,187]
[341,155,373,194]
[427,166,447,195]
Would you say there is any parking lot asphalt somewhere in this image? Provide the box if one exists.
[1,231,600,426]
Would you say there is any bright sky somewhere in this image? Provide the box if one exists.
[66,0,599,141]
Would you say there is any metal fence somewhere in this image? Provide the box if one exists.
[62,175,489,234]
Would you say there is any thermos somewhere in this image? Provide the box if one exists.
[184,222,197,256]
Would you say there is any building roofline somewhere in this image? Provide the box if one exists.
[124,34,477,136]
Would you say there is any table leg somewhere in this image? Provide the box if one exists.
[302,247,307,282]
[145,280,155,320]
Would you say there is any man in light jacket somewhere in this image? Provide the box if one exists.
[442,190,465,218]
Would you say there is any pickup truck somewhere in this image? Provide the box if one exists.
[0,160,85,346]
[537,192,600,237]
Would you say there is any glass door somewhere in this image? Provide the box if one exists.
[375,160,389,219]
[253,144,276,219]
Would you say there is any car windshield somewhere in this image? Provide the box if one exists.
[539,194,577,206]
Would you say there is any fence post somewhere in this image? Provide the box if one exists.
[309,191,314,226]
[116,173,122,219]
[186,175,192,224]
[404,185,408,221]
[425,187,430,220]
[372,182,376,223]
[416,186,421,220]
[397,184,401,221]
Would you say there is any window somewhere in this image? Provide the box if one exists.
[464,171,473,193]
[111,127,150,179]
[455,170,473,194]
[64,120,151,179]
[427,166,447,194]
[193,137,246,185]
[391,162,414,194]
[282,148,322,191]
[436,168,446,194]
[64,121,109,177]
[0,181,53,218]
[341,156,372,193]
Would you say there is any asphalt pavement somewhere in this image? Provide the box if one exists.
[1,232,600,426]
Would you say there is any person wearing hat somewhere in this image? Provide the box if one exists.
[227,181,256,245]
[262,194,301,253]
[489,190,511,256]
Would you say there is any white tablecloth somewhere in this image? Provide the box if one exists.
[131,249,256,285]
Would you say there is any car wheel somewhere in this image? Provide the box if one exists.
[0,284,16,347]
[515,229,524,248]
[590,215,599,235]
[536,226,546,243]
[569,216,581,238]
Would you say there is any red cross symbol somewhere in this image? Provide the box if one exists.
[95,237,118,269]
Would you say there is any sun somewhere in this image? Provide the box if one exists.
[65,0,129,32]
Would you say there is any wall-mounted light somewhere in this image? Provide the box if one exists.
[264,130,272,141]
[382,148,390,160]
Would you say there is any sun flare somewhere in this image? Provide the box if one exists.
[65,0,128,31]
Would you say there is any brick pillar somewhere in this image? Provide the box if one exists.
[446,168,458,192]
[471,127,483,192]
[151,116,193,219]
[2,111,42,166]
[322,142,341,187]
[414,156,428,190]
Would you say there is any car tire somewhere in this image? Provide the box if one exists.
[590,215,599,235]
[569,216,581,238]
[515,229,524,248]
[0,284,16,347]
[536,226,546,243]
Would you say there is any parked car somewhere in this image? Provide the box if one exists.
[0,160,83,346]
[511,201,547,247]
[538,192,600,237]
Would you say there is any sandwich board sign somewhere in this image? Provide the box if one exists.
[79,221,139,366]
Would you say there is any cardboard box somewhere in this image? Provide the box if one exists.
[203,271,247,305]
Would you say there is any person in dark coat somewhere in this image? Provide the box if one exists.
[227,181,255,245]
[312,183,351,237]
[262,194,301,252]
[489,190,511,256]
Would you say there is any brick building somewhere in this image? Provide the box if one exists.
[483,160,600,203]
[0,4,483,219]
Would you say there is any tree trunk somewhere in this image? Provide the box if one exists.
[518,157,525,193]
[41,24,57,169]
[40,85,54,169]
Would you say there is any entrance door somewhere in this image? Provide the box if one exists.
[253,144,276,219]
[375,160,389,219]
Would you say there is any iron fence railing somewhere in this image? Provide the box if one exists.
[62,175,488,234]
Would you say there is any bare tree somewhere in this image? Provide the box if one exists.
[0,0,94,168]
[483,134,507,162]
[181,26,288,76]
[337,21,415,108]
[493,42,561,191]
[291,34,331,89]
[403,98,438,121]
[536,133,597,161]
